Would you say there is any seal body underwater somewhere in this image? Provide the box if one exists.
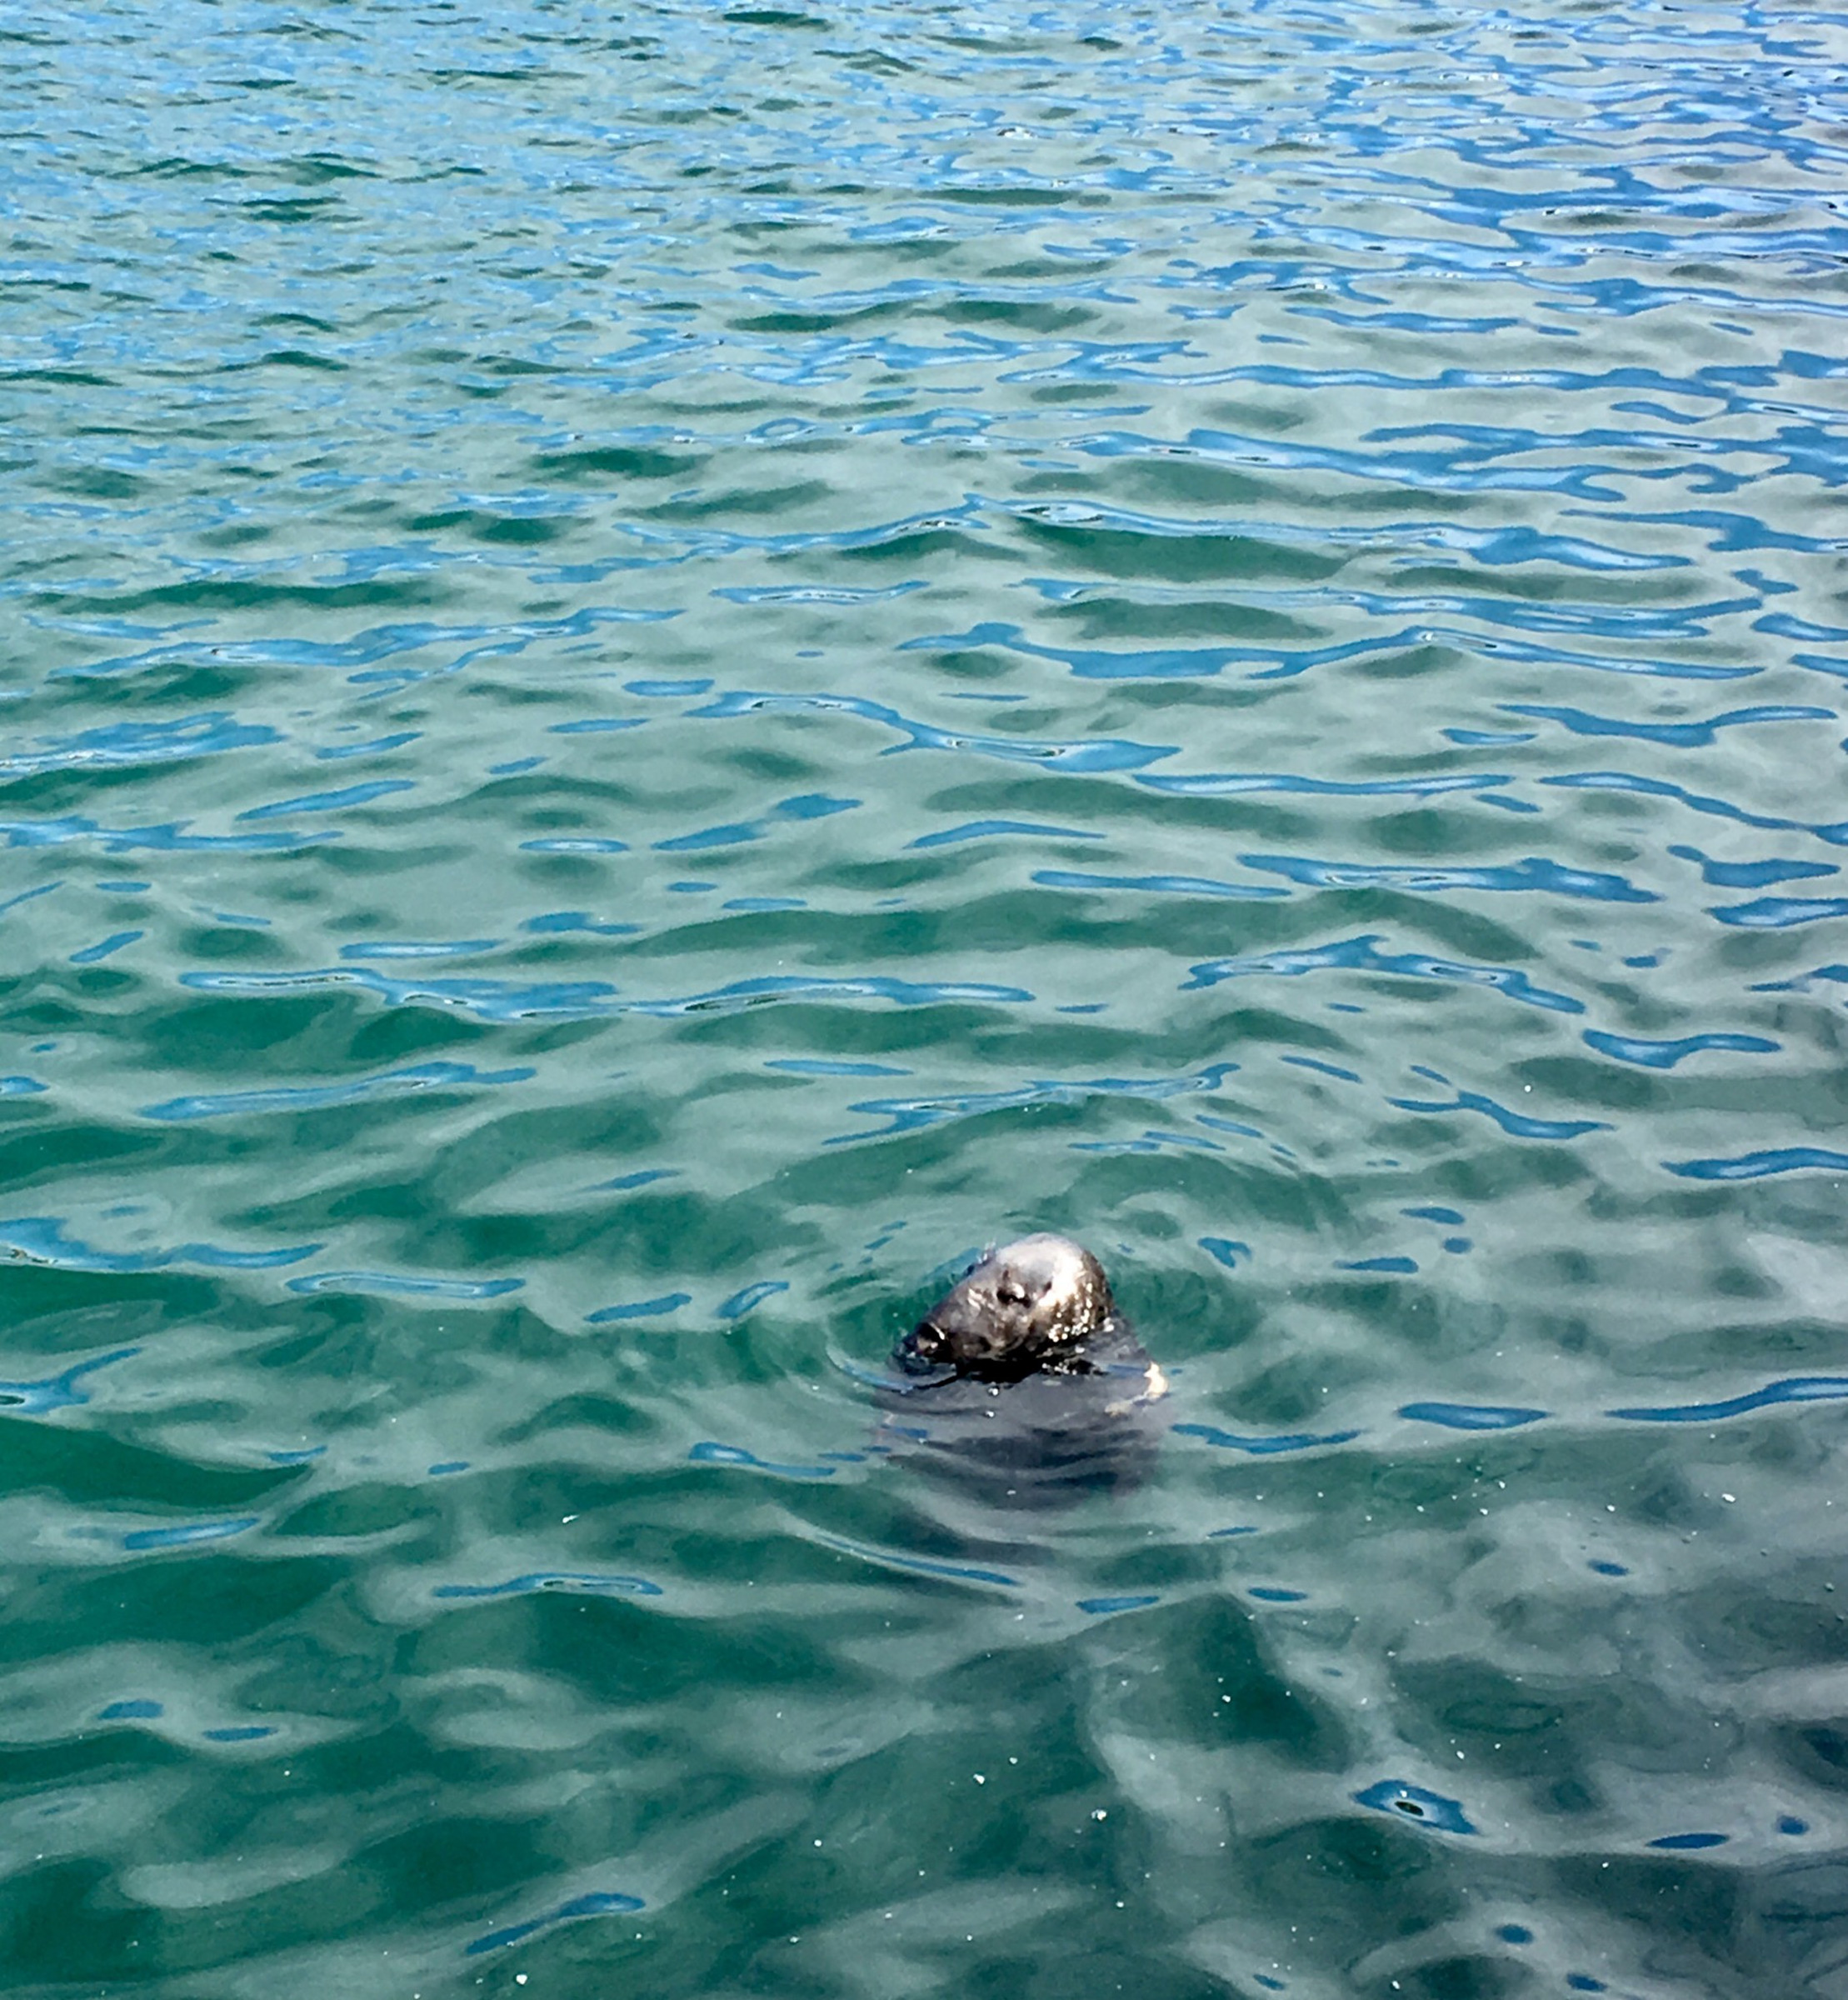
[877,1234,1168,1508]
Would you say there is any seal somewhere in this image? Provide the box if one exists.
[878,1235,1168,1507]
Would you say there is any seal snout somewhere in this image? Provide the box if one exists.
[899,1317,951,1372]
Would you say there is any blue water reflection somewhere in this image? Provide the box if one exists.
[1353,1782,1478,1837]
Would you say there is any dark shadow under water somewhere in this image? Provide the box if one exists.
[873,1320,1167,1512]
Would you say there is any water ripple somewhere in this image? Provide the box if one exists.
[1182,935,1585,1014]
[141,1062,534,1122]
[1387,1088,1610,1142]
[1241,852,1657,902]
[179,968,1037,1022]
[466,1890,647,1959]
[0,714,280,778]
[690,686,1176,772]
[0,1218,317,1273]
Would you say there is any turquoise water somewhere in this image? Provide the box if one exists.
[5,0,1848,1991]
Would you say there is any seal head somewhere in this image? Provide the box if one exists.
[898,1232,1115,1379]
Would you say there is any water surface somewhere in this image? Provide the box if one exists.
[4,0,1848,1993]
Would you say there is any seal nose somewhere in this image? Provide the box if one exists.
[898,1319,947,1372]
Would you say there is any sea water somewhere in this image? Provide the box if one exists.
[3,0,1847,1992]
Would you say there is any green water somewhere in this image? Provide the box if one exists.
[5,0,1848,1992]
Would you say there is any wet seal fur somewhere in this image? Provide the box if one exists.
[877,1234,1168,1507]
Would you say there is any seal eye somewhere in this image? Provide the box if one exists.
[996,1278,1027,1307]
